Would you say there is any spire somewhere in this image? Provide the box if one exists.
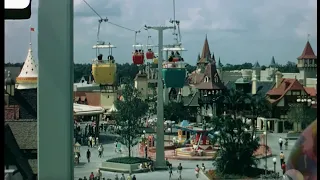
[197,53,201,61]
[212,51,216,62]
[270,56,276,68]
[297,40,317,60]
[253,61,260,69]
[201,35,211,59]
[216,57,223,69]
[16,45,38,89]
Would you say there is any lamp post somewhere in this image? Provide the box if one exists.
[273,157,277,173]
[263,131,268,175]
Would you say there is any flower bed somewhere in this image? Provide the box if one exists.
[106,157,151,164]
[253,145,272,157]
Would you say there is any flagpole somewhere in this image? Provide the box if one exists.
[29,25,32,49]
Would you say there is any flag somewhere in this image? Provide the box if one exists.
[30,27,35,32]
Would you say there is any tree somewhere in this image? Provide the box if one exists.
[287,104,317,131]
[209,89,261,175]
[249,87,272,137]
[113,79,149,157]
[211,115,260,175]
[164,101,196,123]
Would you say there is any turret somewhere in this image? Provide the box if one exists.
[216,57,223,81]
[16,45,38,89]
[252,61,261,81]
[297,40,317,86]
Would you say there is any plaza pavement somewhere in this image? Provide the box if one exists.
[74,132,297,180]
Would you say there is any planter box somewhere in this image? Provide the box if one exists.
[286,133,300,140]
[100,162,146,173]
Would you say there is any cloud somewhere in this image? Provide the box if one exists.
[5,0,317,66]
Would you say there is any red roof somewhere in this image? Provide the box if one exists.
[297,41,317,60]
[304,87,317,97]
[267,78,306,104]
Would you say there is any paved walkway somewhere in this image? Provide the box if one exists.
[74,132,297,179]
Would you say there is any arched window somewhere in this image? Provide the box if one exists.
[204,76,209,82]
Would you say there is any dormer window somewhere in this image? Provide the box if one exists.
[214,76,218,83]
[204,76,209,82]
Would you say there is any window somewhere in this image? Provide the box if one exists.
[204,76,209,82]
[292,91,300,95]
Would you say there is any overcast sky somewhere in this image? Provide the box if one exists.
[5,0,317,66]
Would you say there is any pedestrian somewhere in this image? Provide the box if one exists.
[83,176,87,180]
[168,165,173,179]
[280,151,285,165]
[89,136,93,148]
[87,149,91,163]
[144,145,148,158]
[284,139,288,150]
[115,140,118,152]
[114,174,119,180]
[120,174,125,180]
[89,172,94,180]
[177,163,183,180]
[132,175,136,180]
[98,144,103,158]
[195,164,200,179]
[201,163,206,172]
[281,162,286,175]
[279,137,283,150]
[127,173,132,180]
[96,169,102,180]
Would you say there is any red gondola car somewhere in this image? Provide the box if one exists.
[173,57,180,62]
[132,53,144,64]
[146,51,154,60]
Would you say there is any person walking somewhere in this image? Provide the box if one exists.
[114,174,119,180]
[144,145,148,158]
[132,175,136,180]
[89,136,93,148]
[96,169,102,180]
[177,163,183,180]
[98,144,103,158]
[279,137,283,150]
[83,176,88,180]
[126,173,132,180]
[280,151,285,165]
[89,172,94,180]
[195,164,200,179]
[201,163,206,172]
[168,165,173,179]
[86,149,91,163]
[284,139,288,150]
[281,162,286,175]
[120,174,125,180]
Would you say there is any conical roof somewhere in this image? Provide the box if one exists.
[253,61,260,69]
[270,56,276,68]
[297,41,317,60]
[16,46,38,89]
[216,57,223,69]
[201,35,211,59]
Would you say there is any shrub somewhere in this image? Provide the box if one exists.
[106,157,151,164]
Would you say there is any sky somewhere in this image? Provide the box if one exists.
[5,0,317,66]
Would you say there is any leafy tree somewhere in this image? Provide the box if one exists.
[248,87,272,137]
[113,79,149,157]
[211,115,260,175]
[164,101,195,123]
[287,104,317,131]
[209,88,261,175]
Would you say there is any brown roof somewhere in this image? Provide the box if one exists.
[267,78,306,104]
[5,120,37,149]
[297,41,317,60]
[304,87,317,97]
[188,71,204,85]
[85,92,101,106]
[198,35,214,63]
[195,63,225,90]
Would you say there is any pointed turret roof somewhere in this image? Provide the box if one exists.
[195,62,225,90]
[197,53,201,61]
[212,51,216,62]
[216,57,223,69]
[297,41,317,60]
[253,61,260,69]
[16,45,38,89]
[270,56,276,68]
[198,35,213,64]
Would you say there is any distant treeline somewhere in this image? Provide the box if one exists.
[5,61,298,83]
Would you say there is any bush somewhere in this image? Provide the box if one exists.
[106,157,151,164]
